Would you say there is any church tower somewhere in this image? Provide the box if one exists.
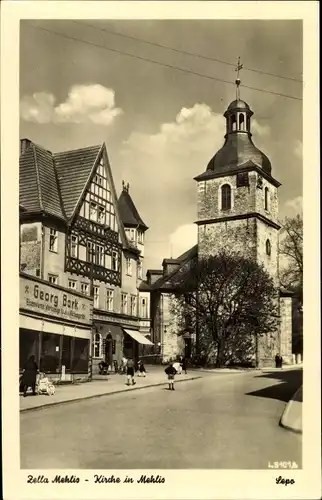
[194,59,292,366]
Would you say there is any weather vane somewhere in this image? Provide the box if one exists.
[235,56,243,100]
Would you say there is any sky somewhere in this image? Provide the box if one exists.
[20,19,303,272]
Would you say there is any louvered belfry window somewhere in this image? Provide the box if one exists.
[221,184,232,211]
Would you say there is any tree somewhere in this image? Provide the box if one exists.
[169,252,279,367]
[279,214,303,294]
[279,214,303,355]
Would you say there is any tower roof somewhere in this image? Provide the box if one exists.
[195,97,272,181]
[118,183,148,231]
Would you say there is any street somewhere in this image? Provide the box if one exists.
[20,368,302,469]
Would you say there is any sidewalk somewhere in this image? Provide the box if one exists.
[279,385,303,434]
[20,366,202,413]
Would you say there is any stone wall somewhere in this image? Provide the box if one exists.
[279,296,293,364]
[198,217,257,258]
[197,171,278,224]
[255,219,279,283]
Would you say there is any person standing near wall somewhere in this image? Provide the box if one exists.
[22,355,38,396]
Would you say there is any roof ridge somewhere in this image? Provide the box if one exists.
[53,144,102,156]
[32,144,43,212]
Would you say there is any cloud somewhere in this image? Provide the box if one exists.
[169,223,197,258]
[20,84,123,126]
[283,195,303,216]
[251,120,271,137]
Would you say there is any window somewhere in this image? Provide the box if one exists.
[126,258,132,276]
[68,279,77,290]
[141,297,148,318]
[138,231,144,244]
[126,228,135,242]
[48,274,58,285]
[96,245,104,266]
[49,228,58,252]
[121,293,128,314]
[89,202,97,221]
[130,295,137,316]
[97,205,105,225]
[87,241,95,262]
[221,184,232,211]
[93,286,100,308]
[137,261,143,280]
[264,187,269,211]
[93,333,102,358]
[112,251,119,271]
[81,283,89,296]
[71,235,78,258]
[266,239,271,256]
[106,289,114,311]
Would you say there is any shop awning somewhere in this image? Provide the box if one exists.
[123,328,154,345]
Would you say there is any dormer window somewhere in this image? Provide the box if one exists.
[221,184,232,211]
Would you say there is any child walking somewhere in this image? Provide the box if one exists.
[165,362,177,391]
[126,357,136,386]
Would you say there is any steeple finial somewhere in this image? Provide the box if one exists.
[235,56,243,100]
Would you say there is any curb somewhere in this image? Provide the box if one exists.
[279,386,303,435]
[20,376,202,413]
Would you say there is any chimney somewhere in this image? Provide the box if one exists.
[162,259,181,276]
[20,138,32,155]
[146,269,163,286]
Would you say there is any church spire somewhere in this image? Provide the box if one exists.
[235,56,243,101]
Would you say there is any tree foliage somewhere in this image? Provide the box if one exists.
[169,252,279,367]
[279,214,303,294]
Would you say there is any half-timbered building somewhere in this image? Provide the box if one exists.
[19,138,153,380]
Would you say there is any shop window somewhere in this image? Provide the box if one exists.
[93,333,102,358]
[61,336,72,370]
[40,332,60,373]
[19,329,39,371]
[49,228,58,252]
[221,184,232,211]
[72,338,89,373]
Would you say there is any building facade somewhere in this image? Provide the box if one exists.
[19,139,153,380]
[143,96,293,367]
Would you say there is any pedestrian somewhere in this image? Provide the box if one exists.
[181,356,187,375]
[275,353,280,369]
[126,357,136,386]
[279,355,283,369]
[138,360,147,377]
[21,355,38,397]
[165,362,177,391]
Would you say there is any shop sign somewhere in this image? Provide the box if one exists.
[20,275,92,326]
[93,313,138,329]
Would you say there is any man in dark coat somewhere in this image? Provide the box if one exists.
[22,355,38,396]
